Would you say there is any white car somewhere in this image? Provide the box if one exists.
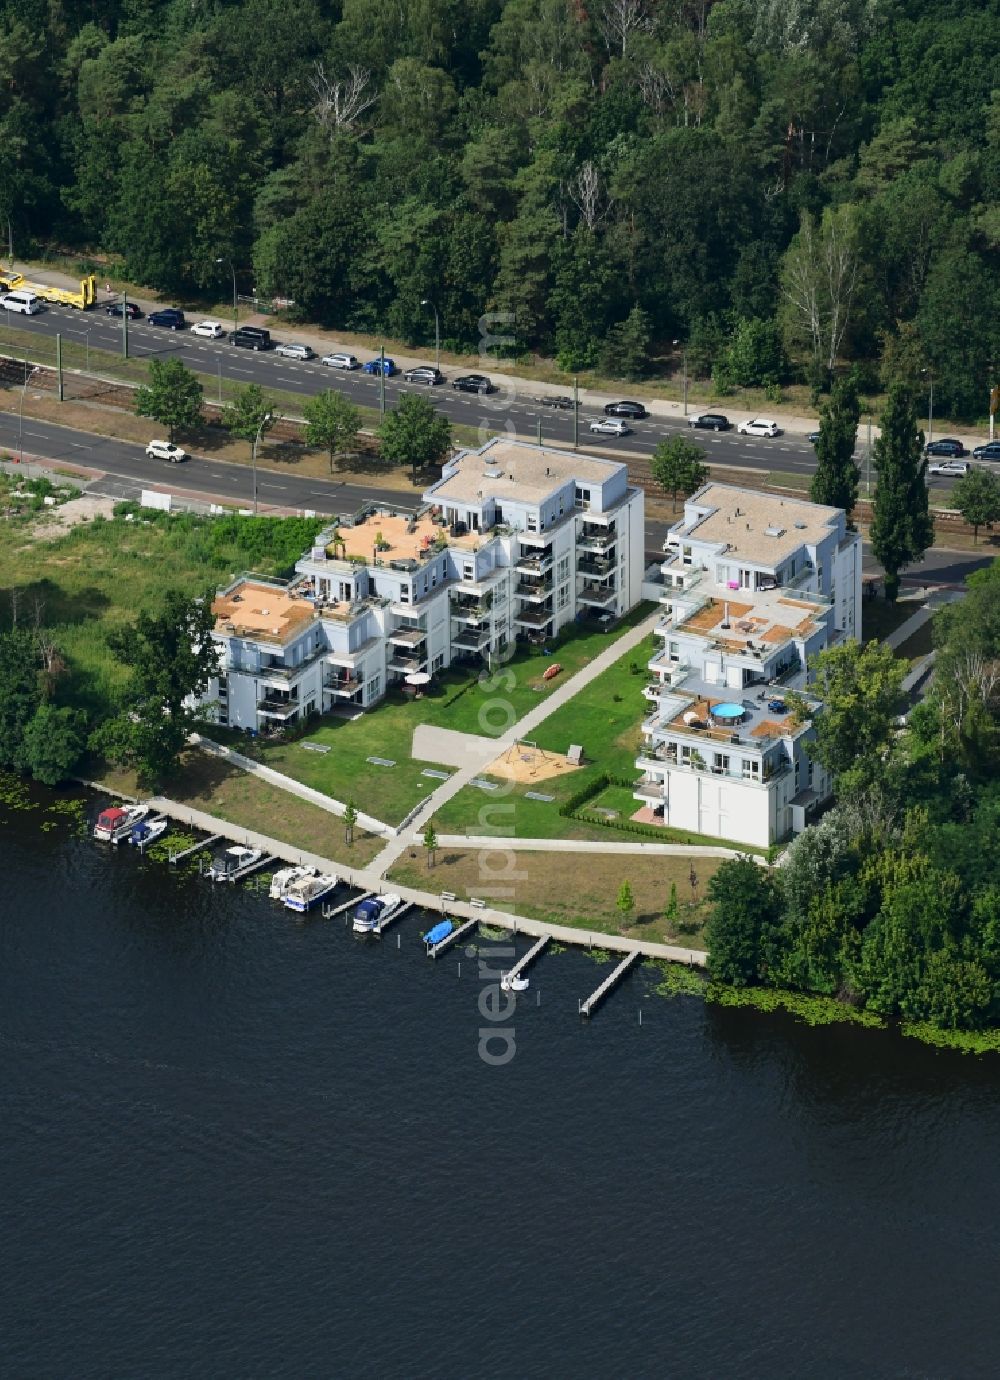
[145,439,187,463]
[738,417,781,437]
[320,352,360,370]
[274,342,315,360]
[190,320,225,339]
[589,417,632,436]
[928,460,970,478]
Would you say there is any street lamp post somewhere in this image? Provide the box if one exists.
[18,364,40,464]
[922,367,934,444]
[250,411,272,516]
[672,338,689,415]
[420,298,440,370]
[216,257,238,333]
[84,327,92,374]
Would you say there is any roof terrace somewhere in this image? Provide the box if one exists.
[212,579,316,643]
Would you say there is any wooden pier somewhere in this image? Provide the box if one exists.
[428,917,477,959]
[169,834,220,864]
[578,949,641,1018]
[323,890,372,920]
[374,901,414,936]
[503,934,550,984]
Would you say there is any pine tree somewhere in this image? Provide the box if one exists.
[870,386,934,602]
[810,374,861,518]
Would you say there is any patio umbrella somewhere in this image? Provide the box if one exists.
[405,671,432,686]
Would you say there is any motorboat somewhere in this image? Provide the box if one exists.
[423,919,453,947]
[269,864,314,900]
[501,973,530,993]
[130,817,168,848]
[207,845,262,882]
[94,802,149,844]
[283,871,339,913]
[352,893,402,935]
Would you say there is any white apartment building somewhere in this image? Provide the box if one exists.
[199,438,645,732]
[634,483,862,848]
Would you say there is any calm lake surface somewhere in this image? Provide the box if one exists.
[3,790,1000,1379]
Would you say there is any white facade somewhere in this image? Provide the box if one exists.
[200,439,645,733]
[634,483,862,848]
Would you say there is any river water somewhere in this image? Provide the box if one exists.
[3,791,1000,1379]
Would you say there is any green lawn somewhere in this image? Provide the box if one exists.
[431,634,655,839]
[253,606,655,825]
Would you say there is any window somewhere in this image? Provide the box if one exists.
[557,586,569,609]
[398,587,409,603]
[713,753,730,774]
[366,674,381,702]
[742,759,760,780]
[463,562,475,581]
[716,564,729,584]
[432,653,444,672]
[668,641,680,663]
[527,514,538,532]
[558,555,570,581]
[682,544,693,567]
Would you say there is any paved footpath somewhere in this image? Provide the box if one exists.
[368,610,662,876]
[429,834,749,859]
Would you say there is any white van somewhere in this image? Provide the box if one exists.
[0,290,42,315]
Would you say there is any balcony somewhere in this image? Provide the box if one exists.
[515,578,553,601]
[515,550,553,577]
[452,624,491,652]
[388,625,427,648]
[450,593,491,621]
[257,696,300,719]
[388,649,427,673]
[324,674,361,698]
[633,778,665,802]
[577,555,614,579]
[577,527,616,553]
[577,583,617,608]
[514,605,554,628]
[255,643,326,685]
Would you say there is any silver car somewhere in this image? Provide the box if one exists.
[274,342,315,360]
[321,352,360,370]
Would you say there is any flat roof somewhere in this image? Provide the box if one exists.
[672,483,842,564]
[674,587,827,652]
[212,580,315,643]
[323,511,479,565]
[429,438,620,506]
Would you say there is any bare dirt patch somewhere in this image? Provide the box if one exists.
[28,493,117,540]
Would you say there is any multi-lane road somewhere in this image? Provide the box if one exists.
[1,411,991,590]
[1,298,827,473]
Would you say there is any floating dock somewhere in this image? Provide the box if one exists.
[428,917,477,959]
[229,853,278,884]
[374,901,414,936]
[503,934,550,984]
[169,834,221,864]
[323,890,373,920]
[578,950,641,1018]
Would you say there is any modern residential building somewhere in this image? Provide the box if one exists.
[198,438,645,731]
[633,483,862,848]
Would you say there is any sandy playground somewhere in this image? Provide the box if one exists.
[485,740,583,785]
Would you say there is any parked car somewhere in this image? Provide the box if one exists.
[274,342,316,360]
[924,438,967,458]
[320,352,359,370]
[452,373,496,394]
[403,365,444,385]
[363,357,397,376]
[105,300,142,320]
[145,439,187,463]
[738,417,781,437]
[927,459,970,478]
[190,320,225,339]
[589,417,632,436]
[807,430,821,444]
[148,307,186,330]
[538,395,578,410]
[688,412,731,431]
[973,441,1000,461]
[604,400,648,420]
[230,325,272,351]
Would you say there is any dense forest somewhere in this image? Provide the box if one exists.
[2,0,1000,412]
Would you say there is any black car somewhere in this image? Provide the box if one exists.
[403,365,444,385]
[148,307,186,330]
[231,325,272,351]
[538,395,578,410]
[604,400,648,419]
[807,430,821,445]
[452,373,495,394]
[973,440,1000,461]
[105,301,142,320]
[689,412,731,431]
[924,437,967,458]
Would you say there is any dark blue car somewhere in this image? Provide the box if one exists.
[363,357,397,376]
[148,307,186,330]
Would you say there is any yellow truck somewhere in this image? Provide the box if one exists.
[0,272,97,310]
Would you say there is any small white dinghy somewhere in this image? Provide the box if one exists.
[500,974,530,993]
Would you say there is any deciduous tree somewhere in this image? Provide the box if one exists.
[870,385,934,601]
[705,857,780,987]
[650,435,708,511]
[379,394,451,477]
[952,467,1000,545]
[806,639,906,782]
[22,704,87,785]
[304,390,361,473]
[135,358,204,442]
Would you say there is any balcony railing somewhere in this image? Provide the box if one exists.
[577,556,614,578]
[515,578,553,600]
[634,778,665,801]
[514,606,554,628]
[515,551,553,576]
[257,696,300,718]
[577,528,615,551]
[577,584,617,608]
[254,643,327,683]
[388,626,427,647]
[452,625,491,652]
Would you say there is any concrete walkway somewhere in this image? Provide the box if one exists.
[127,792,707,968]
[368,610,662,875]
[425,834,749,859]
[884,605,933,651]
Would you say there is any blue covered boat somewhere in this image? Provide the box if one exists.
[423,920,453,947]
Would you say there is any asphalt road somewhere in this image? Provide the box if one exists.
[1,410,991,587]
[1,300,825,474]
